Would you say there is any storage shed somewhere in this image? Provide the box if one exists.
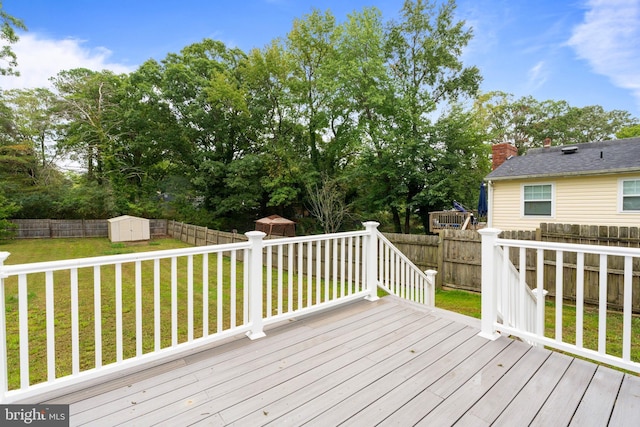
[255,215,296,237]
[107,215,150,242]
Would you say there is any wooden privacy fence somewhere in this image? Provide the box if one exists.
[9,219,168,239]
[167,221,247,246]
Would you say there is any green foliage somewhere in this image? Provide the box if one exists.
[616,124,640,139]
[0,192,17,239]
[56,174,116,219]
[0,2,26,77]
[475,91,639,154]
[0,0,637,233]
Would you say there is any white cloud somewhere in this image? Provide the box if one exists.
[0,33,135,90]
[567,0,640,108]
[526,61,549,91]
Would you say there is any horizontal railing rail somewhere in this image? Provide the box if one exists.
[0,221,432,403]
[479,228,640,373]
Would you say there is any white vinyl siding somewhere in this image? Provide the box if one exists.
[490,173,640,231]
[523,184,553,217]
[621,179,640,211]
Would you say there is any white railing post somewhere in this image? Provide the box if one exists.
[478,228,501,340]
[425,269,437,307]
[363,221,380,301]
[246,231,266,340]
[0,252,9,400]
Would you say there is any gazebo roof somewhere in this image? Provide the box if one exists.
[255,215,296,236]
[255,214,295,226]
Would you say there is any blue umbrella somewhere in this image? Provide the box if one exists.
[477,182,488,218]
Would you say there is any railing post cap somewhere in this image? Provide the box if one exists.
[0,251,10,262]
[362,221,380,229]
[478,228,502,237]
[245,231,266,239]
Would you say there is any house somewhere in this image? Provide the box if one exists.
[486,137,640,231]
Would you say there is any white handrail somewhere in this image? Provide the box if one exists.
[479,228,640,373]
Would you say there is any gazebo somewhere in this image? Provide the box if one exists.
[255,214,296,237]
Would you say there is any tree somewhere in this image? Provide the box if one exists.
[3,88,61,184]
[0,190,18,239]
[617,124,640,139]
[286,9,340,174]
[415,106,490,230]
[52,68,126,185]
[242,42,307,212]
[0,2,26,77]
[356,0,481,233]
[107,60,186,217]
[306,175,349,233]
[475,92,639,153]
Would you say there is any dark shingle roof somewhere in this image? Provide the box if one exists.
[486,137,640,181]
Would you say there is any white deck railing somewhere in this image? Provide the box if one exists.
[377,232,437,306]
[0,221,435,403]
[479,228,640,373]
[493,245,547,346]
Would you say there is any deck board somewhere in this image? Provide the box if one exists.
[35,296,638,426]
[531,357,598,426]
[570,366,624,426]
[457,344,552,425]
[609,374,640,425]
[492,351,573,426]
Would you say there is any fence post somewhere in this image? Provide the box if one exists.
[424,269,437,306]
[0,252,10,399]
[436,231,444,289]
[478,228,501,340]
[363,221,380,301]
[245,231,266,340]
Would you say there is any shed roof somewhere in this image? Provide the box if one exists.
[486,137,640,181]
[107,215,149,223]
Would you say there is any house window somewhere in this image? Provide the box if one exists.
[622,179,640,211]
[523,184,553,216]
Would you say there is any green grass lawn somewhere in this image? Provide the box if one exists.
[0,237,193,263]
[436,287,640,370]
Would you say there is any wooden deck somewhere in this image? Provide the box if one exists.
[42,296,640,426]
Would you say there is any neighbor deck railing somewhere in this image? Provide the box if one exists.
[0,221,435,403]
[479,228,640,373]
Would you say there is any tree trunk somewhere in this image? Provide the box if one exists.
[403,206,411,234]
[391,206,401,233]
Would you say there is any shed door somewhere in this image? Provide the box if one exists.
[130,219,143,240]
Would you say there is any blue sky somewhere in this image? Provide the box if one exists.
[1,0,639,117]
